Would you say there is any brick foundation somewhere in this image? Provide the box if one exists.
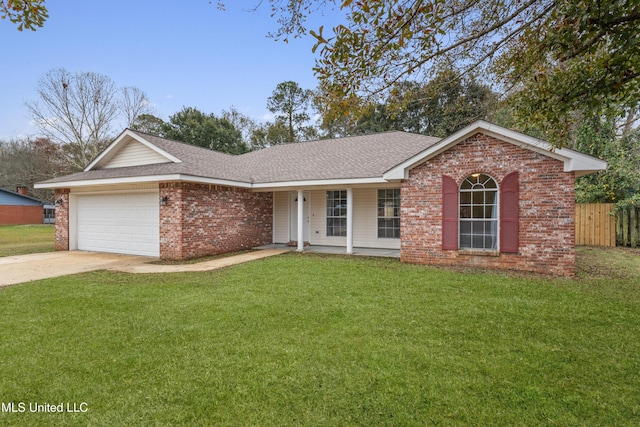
[54,189,70,251]
[401,133,576,276]
[159,182,273,260]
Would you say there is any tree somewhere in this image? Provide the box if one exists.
[221,107,262,149]
[386,70,497,137]
[26,68,152,170]
[249,120,291,149]
[1,0,48,31]
[316,69,497,138]
[130,114,166,136]
[574,115,640,205]
[246,0,640,145]
[122,86,151,128]
[0,136,66,201]
[162,107,248,154]
[266,81,314,142]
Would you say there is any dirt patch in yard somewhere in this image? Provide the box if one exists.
[576,246,640,279]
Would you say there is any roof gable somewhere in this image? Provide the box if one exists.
[383,121,607,180]
[86,129,182,171]
[101,139,172,169]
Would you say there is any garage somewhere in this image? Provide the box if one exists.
[76,192,160,257]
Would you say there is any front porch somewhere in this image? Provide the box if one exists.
[256,243,400,258]
[271,187,401,254]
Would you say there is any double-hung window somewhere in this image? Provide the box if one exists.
[377,189,400,238]
[326,190,347,236]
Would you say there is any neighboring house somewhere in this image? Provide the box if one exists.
[0,187,53,225]
[35,121,606,276]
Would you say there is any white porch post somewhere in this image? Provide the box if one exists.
[346,187,353,254]
[297,189,304,252]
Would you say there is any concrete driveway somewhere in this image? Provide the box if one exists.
[0,249,288,287]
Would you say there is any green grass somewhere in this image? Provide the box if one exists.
[1,250,639,426]
[0,225,54,257]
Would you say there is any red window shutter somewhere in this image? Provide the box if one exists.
[442,175,458,250]
[500,172,519,253]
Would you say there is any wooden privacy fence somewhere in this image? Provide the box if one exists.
[617,206,640,248]
[575,203,616,247]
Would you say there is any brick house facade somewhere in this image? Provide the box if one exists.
[159,182,272,260]
[401,133,576,276]
[0,187,50,225]
[36,121,606,276]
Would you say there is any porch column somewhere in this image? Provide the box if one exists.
[297,189,304,252]
[346,187,353,254]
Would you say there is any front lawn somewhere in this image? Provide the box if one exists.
[0,250,639,426]
[0,224,54,257]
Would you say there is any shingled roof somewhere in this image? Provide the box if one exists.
[36,121,608,189]
[238,131,441,183]
[38,130,441,187]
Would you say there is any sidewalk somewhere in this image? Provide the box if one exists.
[112,249,289,274]
[0,249,289,287]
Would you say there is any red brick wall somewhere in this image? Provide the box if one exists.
[159,182,273,260]
[0,205,44,225]
[54,189,70,251]
[401,133,576,276]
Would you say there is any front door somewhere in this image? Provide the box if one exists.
[289,191,310,243]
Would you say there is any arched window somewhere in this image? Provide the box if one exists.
[459,173,498,250]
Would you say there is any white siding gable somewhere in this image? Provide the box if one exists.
[102,140,171,169]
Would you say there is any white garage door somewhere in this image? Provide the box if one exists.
[77,192,160,257]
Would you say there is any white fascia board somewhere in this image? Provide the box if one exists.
[179,175,252,188]
[84,130,182,171]
[480,125,606,173]
[383,120,607,179]
[251,177,389,190]
[565,153,608,176]
[35,174,253,189]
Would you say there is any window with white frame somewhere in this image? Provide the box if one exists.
[459,173,498,250]
[377,189,400,238]
[326,190,347,236]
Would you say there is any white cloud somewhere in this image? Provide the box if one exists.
[261,112,275,122]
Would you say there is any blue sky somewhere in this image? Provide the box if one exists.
[0,1,343,140]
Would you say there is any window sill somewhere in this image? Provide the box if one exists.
[458,249,500,257]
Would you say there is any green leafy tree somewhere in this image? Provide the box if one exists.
[221,107,262,150]
[1,0,48,31]
[249,120,291,149]
[386,71,497,137]
[575,115,640,204]
[351,104,395,135]
[266,81,314,142]
[316,69,497,138]
[238,0,640,145]
[130,114,166,136]
[162,107,248,154]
